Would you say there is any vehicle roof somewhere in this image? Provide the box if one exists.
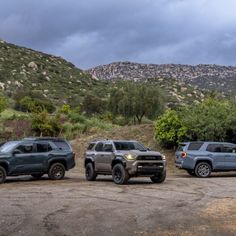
[91,139,139,143]
[23,137,67,141]
[180,141,235,145]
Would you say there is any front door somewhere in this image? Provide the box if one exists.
[12,143,45,174]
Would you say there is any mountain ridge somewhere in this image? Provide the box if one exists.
[86,61,236,94]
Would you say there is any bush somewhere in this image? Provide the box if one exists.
[155,110,187,148]
[69,112,86,123]
[31,111,61,136]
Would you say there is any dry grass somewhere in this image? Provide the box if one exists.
[70,124,179,174]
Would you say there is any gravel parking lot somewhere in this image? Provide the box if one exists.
[0,171,236,236]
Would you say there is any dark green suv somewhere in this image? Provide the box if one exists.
[0,138,75,183]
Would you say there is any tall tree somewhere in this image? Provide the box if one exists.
[109,82,164,124]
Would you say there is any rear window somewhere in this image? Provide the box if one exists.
[177,143,186,151]
[188,142,203,151]
[53,141,71,151]
[87,143,96,150]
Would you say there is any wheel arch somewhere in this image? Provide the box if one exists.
[0,161,9,174]
[48,159,67,171]
[195,159,213,170]
[84,158,95,168]
[112,157,126,169]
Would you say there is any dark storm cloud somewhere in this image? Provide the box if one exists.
[1,0,236,68]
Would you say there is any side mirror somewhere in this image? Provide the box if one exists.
[13,150,21,155]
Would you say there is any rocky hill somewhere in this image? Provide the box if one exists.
[87,61,236,94]
[0,40,206,107]
[0,39,105,105]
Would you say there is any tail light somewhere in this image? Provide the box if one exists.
[181,152,187,158]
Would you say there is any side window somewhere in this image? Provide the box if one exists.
[223,145,236,153]
[87,143,96,150]
[53,141,71,151]
[95,142,104,152]
[103,144,113,152]
[206,144,222,153]
[188,142,203,150]
[36,143,52,153]
[17,144,34,154]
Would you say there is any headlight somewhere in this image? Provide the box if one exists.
[162,155,166,160]
[124,153,136,160]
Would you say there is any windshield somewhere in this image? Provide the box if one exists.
[114,141,147,151]
[0,141,19,153]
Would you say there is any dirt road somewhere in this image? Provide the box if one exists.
[0,171,236,236]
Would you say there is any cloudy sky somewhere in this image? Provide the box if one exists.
[1,0,236,69]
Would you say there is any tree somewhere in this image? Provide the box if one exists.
[181,98,231,141]
[155,110,187,148]
[31,111,61,136]
[82,94,106,115]
[109,82,165,124]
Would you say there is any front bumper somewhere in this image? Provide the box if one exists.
[126,160,166,176]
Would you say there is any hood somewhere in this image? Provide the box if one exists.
[115,149,163,157]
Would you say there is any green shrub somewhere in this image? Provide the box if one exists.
[69,112,86,123]
[155,110,187,148]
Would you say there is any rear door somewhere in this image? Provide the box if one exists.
[222,144,236,170]
[94,142,104,171]
[100,143,114,172]
[206,144,225,170]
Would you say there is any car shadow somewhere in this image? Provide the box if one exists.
[174,172,236,178]
[95,177,157,185]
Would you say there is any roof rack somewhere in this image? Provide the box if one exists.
[23,137,66,141]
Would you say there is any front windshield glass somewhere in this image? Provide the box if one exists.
[0,141,19,153]
[114,141,147,151]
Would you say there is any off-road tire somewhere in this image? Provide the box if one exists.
[85,163,97,181]
[31,173,44,179]
[112,163,129,185]
[194,162,212,178]
[0,166,6,184]
[48,163,65,180]
[150,170,166,183]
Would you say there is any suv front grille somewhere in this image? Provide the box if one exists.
[136,155,162,161]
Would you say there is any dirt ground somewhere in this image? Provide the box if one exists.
[0,169,236,236]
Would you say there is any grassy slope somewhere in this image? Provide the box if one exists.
[71,124,181,175]
[0,40,108,105]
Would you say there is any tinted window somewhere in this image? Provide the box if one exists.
[36,143,52,152]
[87,143,96,150]
[223,145,236,153]
[17,144,34,153]
[114,142,146,151]
[177,143,186,151]
[95,142,104,152]
[103,144,113,152]
[53,141,71,151]
[0,141,19,153]
[206,144,222,152]
[188,143,203,151]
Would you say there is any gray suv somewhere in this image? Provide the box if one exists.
[175,141,236,177]
[84,140,167,184]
